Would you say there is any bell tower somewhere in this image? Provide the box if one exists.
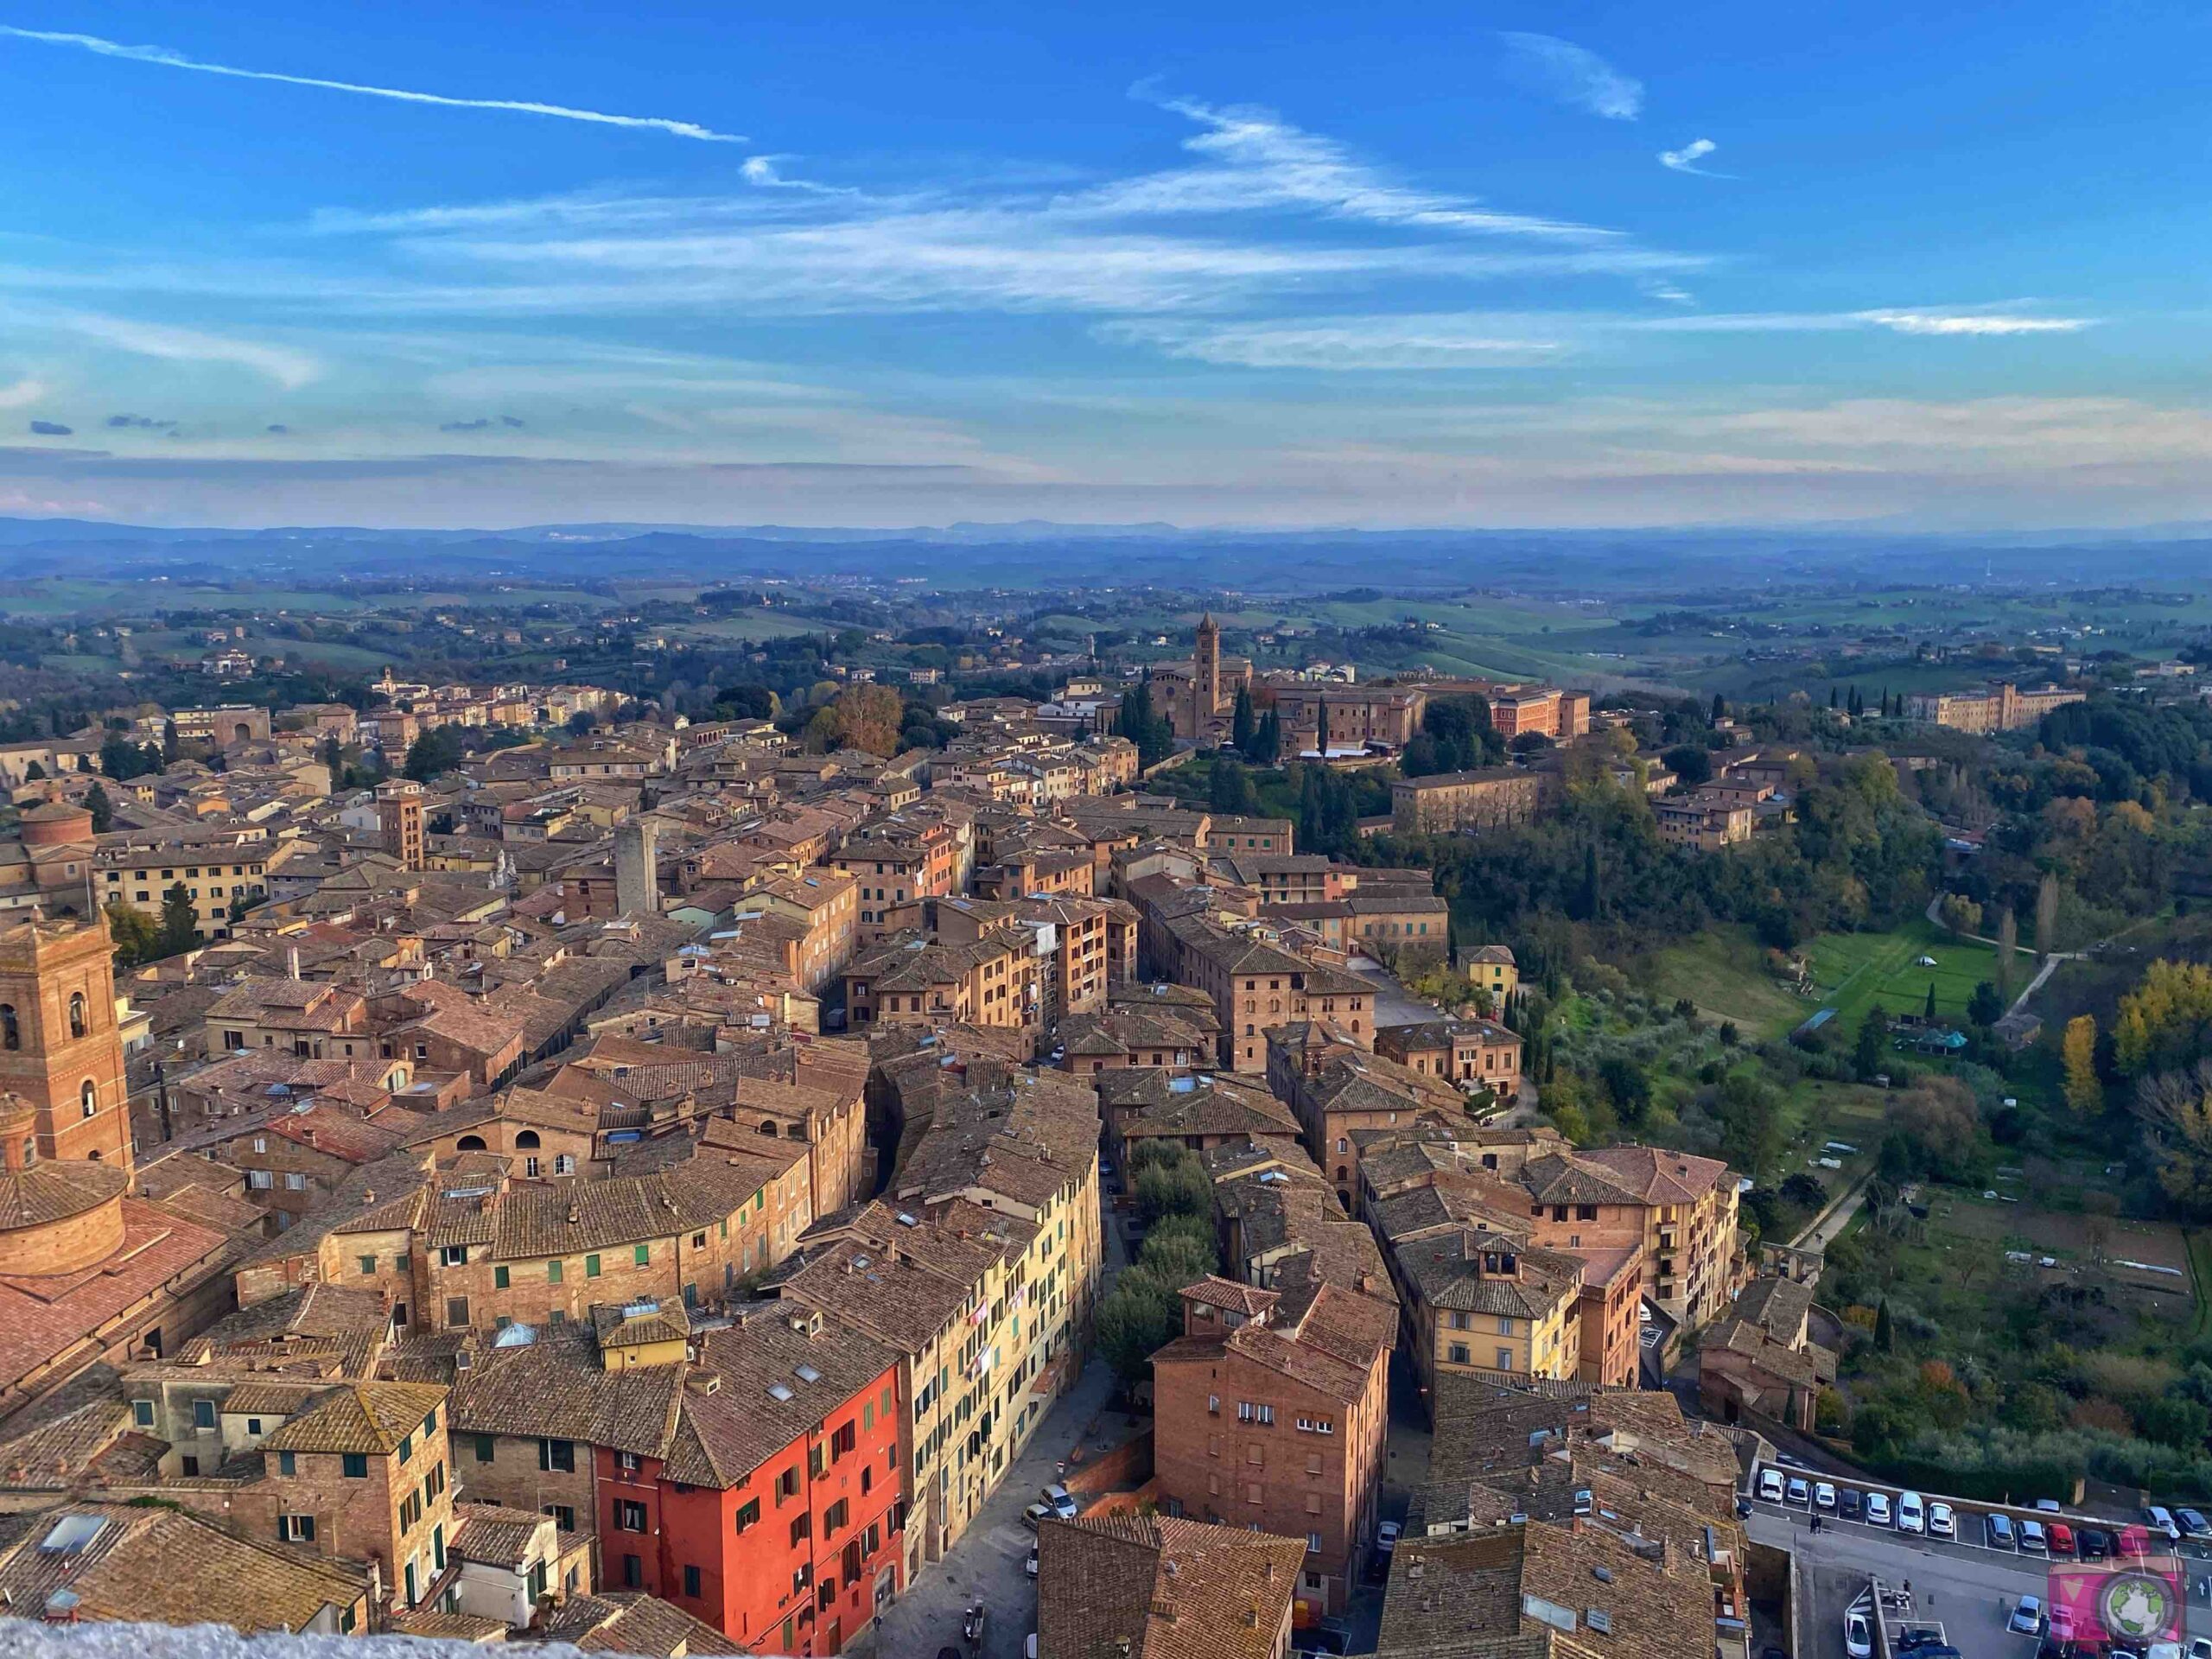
[0,914,133,1169]
[1194,612,1222,719]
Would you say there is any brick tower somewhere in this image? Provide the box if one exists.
[1194,612,1222,721]
[0,913,133,1169]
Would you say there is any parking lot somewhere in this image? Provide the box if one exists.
[1746,1462,2212,1659]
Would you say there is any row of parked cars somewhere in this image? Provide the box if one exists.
[1756,1465,2212,1557]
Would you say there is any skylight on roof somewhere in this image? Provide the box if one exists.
[794,1364,822,1384]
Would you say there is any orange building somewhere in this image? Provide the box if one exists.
[0,913,133,1166]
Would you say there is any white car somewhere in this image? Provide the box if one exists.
[1757,1468,1784,1503]
[1814,1482,1837,1512]
[1846,1610,1872,1658]
[1785,1477,1810,1507]
[1376,1520,1402,1557]
[1865,1491,1892,1528]
[1897,1491,1926,1535]
[1928,1500,1955,1539]
[2144,1504,2183,1541]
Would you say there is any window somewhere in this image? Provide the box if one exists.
[445,1297,469,1327]
[539,1438,575,1474]
[683,1564,702,1599]
[1448,1344,1471,1365]
[618,1451,642,1473]
[1497,1347,1514,1370]
[1306,1531,1323,1554]
[634,1243,650,1267]
[555,1154,575,1175]
[823,1497,849,1534]
[342,1452,367,1479]
[1497,1317,1516,1337]
[543,1504,575,1532]
[193,1399,217,1429]
[735,1498,760,1533]
[493,1264,510,1289]
[284,1171,306,1191]
[548,1260,563,1283]
[622,1554,642,1589]
[585,1255,601,1278]
[398,1433,414,1465]
[80,1080,98,1118]
[474,1435,495,1464]
[439,1245,467,1268]
[68,992,86,1039]
[274,1450,294,1474]
[0,1005,15,1050]
[131,1400,154,1428]
[616,1500,648,1532]
[278,1515,316,1544]
[248,1168,273,1190]
[359,1255,378,1277]
[831,1421,856,1459]
[789,1513,810,1546]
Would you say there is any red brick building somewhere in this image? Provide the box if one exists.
[1149,1275,1395,1622]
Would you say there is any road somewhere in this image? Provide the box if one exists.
[853,1184,1138,1659]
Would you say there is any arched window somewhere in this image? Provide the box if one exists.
[80,1079,98,1118]
[0,1005,15,1050]
[514,1129,541,1150]
[68,993,86,1039]
[759,1120,779,1136]
[19,1138,33,1167]
[87,1149,100,1162]
[455,1134,486,1152]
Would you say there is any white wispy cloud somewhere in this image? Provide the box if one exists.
[47,311,319,387]
[1853,308,2093,335]
[0,26,744,143]
[1499,34,1643,120]
[1102,305,2096,369]
[0,376,46,409]
[1658,138,1725,176]
[1105,316,1568,370]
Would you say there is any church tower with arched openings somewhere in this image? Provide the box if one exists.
[1194,611,1223,721]
[0,912,133,1170]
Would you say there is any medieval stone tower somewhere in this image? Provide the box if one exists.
[0,913,133,1169]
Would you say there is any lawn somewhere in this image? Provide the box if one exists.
[1802,917,1999,1034]
[1643,925,1812,1039]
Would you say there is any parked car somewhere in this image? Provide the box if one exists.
[2007,1595,2047,1637]
[1897,1491,1926,1534]
[1846,1610,1873,1659]
[1814,1482,1837,1512]
[1376,1520,1402,1558]
[2189,1638,2212,1659]
[1040,1484,1078,1521]
[2117,1522,2155,1556]
[2047,1521,2075,1556]
[2177,1507,2212,1540]
[2078,1526,2113,1559]
[1865,1491,1892,1528]
[1839,1488,1863,1522]
[1026,1543,1039,1578]
[2050,1606,2075,1645]
[1757,1468,1785,1503]
[2034,1497,2064,1513]
[2019,1518,2047,1553]
[2143,1505,2183,1542]
[1985,1511,2015,1550]
[1928,1501,1955,1539]
[1785,1477,1810,1507]
[1021,1502,1052,1530]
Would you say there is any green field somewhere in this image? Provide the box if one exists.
[1644,926,1812,1039]
[1804,917,1998,1033]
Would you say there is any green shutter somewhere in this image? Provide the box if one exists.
[634,1243,650,1267]
[548,1260,563,1284]
[494,1265,510,1288]
[586,1254,601,1278]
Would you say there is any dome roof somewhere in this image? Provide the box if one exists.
[0,1159,127,1233]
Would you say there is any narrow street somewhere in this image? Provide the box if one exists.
[854,1180,1135,1659]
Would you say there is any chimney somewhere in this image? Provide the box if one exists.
[287,946,302,982]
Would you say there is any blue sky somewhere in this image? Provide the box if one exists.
[0,1,2207,531]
